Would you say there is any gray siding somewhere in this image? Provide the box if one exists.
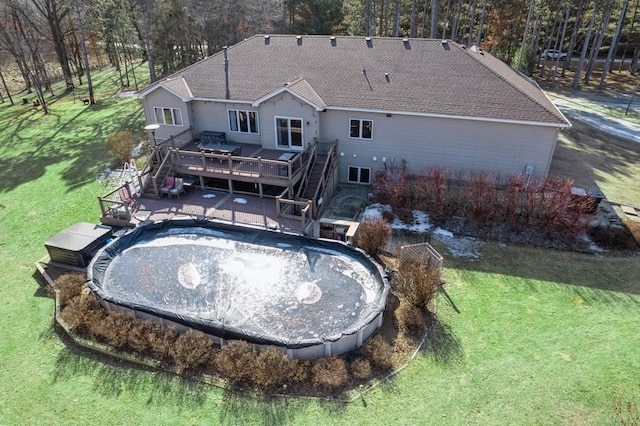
[190,101,262,145]
[318,110,559,182]
[142,88,190,141]
[258,93,319,151]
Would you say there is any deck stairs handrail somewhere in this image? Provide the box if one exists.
[306,141,338,218]
[295,143,317,199]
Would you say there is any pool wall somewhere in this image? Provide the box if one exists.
[87,219,389,360]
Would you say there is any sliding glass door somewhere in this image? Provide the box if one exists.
[275,117,303,150]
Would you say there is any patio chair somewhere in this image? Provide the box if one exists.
[169,177,185,199]
[117,187,135,206]
[160,175,175,197]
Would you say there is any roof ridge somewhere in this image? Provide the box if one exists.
[458,45,567,124]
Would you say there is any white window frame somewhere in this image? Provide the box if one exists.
[228,109,259,134]
[274,116,304,151]
[347,166,371,184]
[349,118,373,140]
[153,107,183,126]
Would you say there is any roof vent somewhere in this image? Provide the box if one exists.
[402,38,410,49]
[402,38,409,42]
[441,39,451,51]
[384,72,390,82]
[264,35,270,45]
[365,37,373,48]
[330,36,337,46]
[296,35,302,45]
[365,37,371,41]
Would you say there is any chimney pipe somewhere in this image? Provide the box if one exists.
[223,46,230,100]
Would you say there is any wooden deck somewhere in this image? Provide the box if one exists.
[125,188,310,233]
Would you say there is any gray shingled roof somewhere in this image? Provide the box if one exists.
[141,35,569,127]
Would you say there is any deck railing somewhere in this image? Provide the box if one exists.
[311,141,338,216]
[98,183,136,226]
[171,148,307,180]
[276,187,313,229]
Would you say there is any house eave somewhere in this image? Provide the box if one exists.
[327,106,571,128]
[252,87,325,111]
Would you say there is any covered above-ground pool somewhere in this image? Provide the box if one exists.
[88,219,389,359]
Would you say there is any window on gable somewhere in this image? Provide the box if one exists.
[228,109,259,134]
[349,119,373,139]
[348,166,371,184]
[154,107,183,126]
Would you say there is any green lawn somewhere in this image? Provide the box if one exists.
[0,68,639,425]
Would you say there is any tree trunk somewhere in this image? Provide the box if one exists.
[631,45,640,73]
[451,0,462,42]
[393,0,400,37]
[32,0,75,91]
[563,0,586,76]
[141,0,156,82]
[0,69,12,105]
[410,0,417,37]
[599,0,629,88]
[442,0,452,39]
[73,0,94,104]
[619,0,639,71]
[585,8,612,84]
[552,5,571,86]
[573,11,596,90]
[475,0,487,46]
[466,0,477,47]
[517,0,535,73]
[431,0,440,38]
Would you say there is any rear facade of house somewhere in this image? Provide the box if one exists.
[139,34,570,185]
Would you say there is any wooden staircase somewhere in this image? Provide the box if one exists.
[302,153,328,200]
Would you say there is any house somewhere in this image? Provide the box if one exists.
[136,34,569,217]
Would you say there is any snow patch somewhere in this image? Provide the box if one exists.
[233,198,248,204]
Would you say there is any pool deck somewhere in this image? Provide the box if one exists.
[131,188,307,233]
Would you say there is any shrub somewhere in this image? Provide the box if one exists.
[311,356,348,391]
[59,292,104,336]
[126,319,154,354]
[286,359,311,383]
[92,311,133,349]
[393,259,441,310]
[106,131,135,165]
[214,340,255,384]
[353,217,391,257]
[54,272,86,304]
[372,164,408,209]
[395,300,427,334]
[349,358,372,380]
[363,335,394,370]
[590,224,639,250]
[146,326,177,361]
[169,329,215,373]
[393,336,414,354]
[252,347,291,390]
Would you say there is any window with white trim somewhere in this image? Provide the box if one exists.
[348,166,371,184]
[228,109,259,133]
[349,119,373,139]
[275,116,303,150]
[154,107,183,126]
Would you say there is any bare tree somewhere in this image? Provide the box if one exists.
[31,0,74,90]
[599,0,630,88]
[562,0,586,76]
[573,7,596,90]
[584,7,612,84]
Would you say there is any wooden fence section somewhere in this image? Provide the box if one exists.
[398,242,444,269]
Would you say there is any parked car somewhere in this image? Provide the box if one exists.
[541,49,568,60]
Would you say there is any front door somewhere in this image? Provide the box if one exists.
[275,117,303,151]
